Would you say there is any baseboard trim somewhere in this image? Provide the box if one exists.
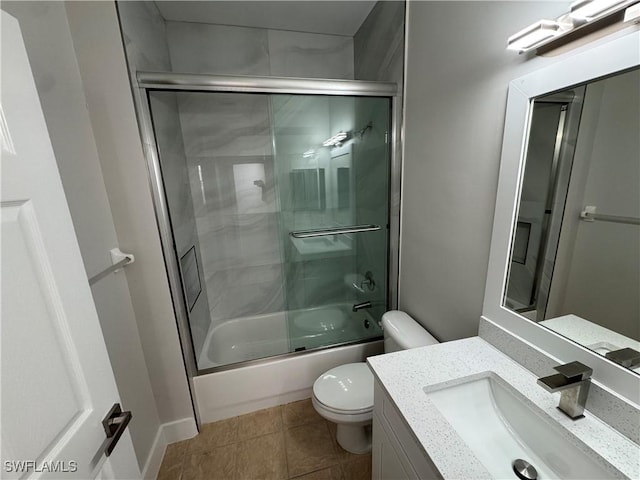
[141,417,198,479]
[140,428,165,480]
[161,417,199,444]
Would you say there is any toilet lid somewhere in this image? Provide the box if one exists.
[313,363,374,412]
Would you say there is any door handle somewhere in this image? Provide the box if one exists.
[102,403,132,456]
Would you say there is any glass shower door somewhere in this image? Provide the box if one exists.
[148,88,392,370]
[272,94,390,351]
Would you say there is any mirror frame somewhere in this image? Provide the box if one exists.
[483,30,640,405]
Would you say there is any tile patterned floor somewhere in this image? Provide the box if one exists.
[157,399,372,480]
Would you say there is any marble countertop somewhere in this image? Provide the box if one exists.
[367,337,639,480]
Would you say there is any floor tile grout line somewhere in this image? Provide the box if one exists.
[281,405,292,480]
[178,441,188,480]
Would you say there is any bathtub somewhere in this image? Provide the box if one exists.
[198,312,289,369]
[198,303,382,369]
[194,303,384,423]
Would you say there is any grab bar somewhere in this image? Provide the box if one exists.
[290,224,381,238]
[580,206,640,226]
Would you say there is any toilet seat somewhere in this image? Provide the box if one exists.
[312,362,374,414]
[313,396,372,416]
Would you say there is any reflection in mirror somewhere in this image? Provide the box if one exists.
[290,168,326,211]
[504,67,640,373]
[331,151,354,226]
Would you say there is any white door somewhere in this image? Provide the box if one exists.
[0,11,140,480]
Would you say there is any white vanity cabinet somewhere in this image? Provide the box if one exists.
[372,379,442,480]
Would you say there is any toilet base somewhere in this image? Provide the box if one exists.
[336,423,372,454]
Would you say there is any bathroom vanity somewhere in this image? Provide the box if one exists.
[368,338,639,480]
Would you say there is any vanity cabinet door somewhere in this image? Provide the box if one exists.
[372,413,412,480]
[372,380,442,479]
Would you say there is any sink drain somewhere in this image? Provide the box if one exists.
[512,459,538,480]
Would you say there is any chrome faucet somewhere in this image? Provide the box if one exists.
[352,301,372,312]
[605,347,640,369]
[537,361,592,419]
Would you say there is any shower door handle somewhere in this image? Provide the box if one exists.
[290,224,381,238]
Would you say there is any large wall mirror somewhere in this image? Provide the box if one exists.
[504,66,639,371]
[484,30,640,404]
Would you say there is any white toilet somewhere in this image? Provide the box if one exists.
[312,310,439,454]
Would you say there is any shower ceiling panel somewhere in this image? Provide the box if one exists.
[154,1,377,36]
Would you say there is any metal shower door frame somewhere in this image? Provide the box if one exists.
[132,71,402,394]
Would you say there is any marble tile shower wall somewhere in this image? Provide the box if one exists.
[150,92,212,356]
[117,2,212,358]
[353,1,405,83]
[165,21,354,78]
[117,1,171,72]
[165,21,356,333]
[177,92,285,328]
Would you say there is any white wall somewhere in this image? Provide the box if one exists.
[400,1,571,341]
[0,1,162,470]
[64,0,195,432]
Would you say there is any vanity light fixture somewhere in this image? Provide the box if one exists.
[569,0,628,20]
[507,20,563,52]
[507,0,638,53]
[322,131,349,147]
[624,2,640,22]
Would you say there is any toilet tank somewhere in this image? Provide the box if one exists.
[382,310,439,352]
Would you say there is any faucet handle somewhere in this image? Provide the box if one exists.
[553,361,592,381]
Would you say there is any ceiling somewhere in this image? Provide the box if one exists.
[154,1,377,37]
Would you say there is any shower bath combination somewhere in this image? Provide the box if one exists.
[136,72,400,413]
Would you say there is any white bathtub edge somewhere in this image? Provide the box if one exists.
[194,340,384,424]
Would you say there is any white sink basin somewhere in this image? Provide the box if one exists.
[424,372,627,479]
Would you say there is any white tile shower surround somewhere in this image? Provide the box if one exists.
[166,21,354,79]
[148,90,212,356]
[354,1,405,83]
[117,1,171,72]
[178,95,272,160]
[267,29,354,79]
[367,337,640,480]
[167,22,270,76]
